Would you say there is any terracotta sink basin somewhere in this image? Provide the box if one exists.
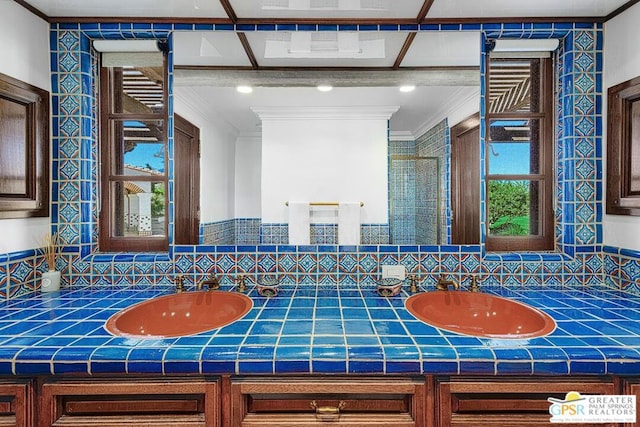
[405,291,555,339]
[105,291,252,338]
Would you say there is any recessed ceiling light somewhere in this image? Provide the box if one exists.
[399,85,416,93]
[236,85,253,94]
[317,85,333,92]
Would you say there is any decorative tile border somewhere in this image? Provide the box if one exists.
[603,246,640,294]
[0,250,47,299]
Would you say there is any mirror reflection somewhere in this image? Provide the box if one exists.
[171,31,481,246]
[174,84,479,246]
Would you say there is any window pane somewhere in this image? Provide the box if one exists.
[111,181,166,237]
[488,119,540,175]
[630,99,640,194]
[109,119,165,175]
[488,58,542,113]
[488,180,541,236]
[0,99,27,195]
[112,66,164,113]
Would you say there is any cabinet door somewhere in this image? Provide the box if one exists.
[228,376,428,426]
[38,378,219,427]
[0,380,33,427]
[437,377,616,427]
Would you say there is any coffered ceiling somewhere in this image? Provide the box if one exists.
[18,0,636,135]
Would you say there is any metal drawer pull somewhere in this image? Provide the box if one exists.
[310,400,346,421]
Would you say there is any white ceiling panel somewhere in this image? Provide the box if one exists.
[401,32,481,67]
[428,0,628,18]
[228,0,425,20]
[25,0,228,17]
[244,31,408,67]
[173,32,253,66]
[23,0,629,19]
[174,85,480,136]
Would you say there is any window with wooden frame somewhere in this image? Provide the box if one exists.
[607,75,640,216]
[0,72,49,219]
[485,54,554,251]
[99,52,168,252]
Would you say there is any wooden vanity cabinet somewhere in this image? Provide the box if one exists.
[436,377,616,427]
[0,380,33,426]
[37,377,219,427]
[227,376,430,426]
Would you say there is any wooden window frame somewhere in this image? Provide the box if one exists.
[484,55,555,252]
[99,60,168,252]
[607,75,640,216]
[0,72,49,219]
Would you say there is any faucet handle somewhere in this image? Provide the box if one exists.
[173,275,185,293]
[406,274,421,293]
[468,275,480,292]
[235,274,247,292]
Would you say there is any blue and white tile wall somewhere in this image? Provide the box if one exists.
[416,119,450,244]
[1,21,637,299]
[388,119,448,245]
[259,223,390,245]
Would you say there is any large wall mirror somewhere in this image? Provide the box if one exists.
[170,30,481,246]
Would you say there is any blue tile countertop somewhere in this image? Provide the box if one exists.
[0,284,639,377]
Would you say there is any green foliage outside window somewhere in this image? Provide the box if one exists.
[151,184,165,218]
[488,180,530,236]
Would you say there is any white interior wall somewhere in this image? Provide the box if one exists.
[260,112,390,224]
[604,2,640,251]
[0,2,51,254]
[234,135,261,218]
[173,96,237,223]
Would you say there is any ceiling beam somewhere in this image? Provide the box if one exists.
[13,0,48,21]
[605,0,640,21]
[417,0,436,22]
[174,67,480,87]
[237,33,259,69]
[393,32,417,70]
[218,0,237,23]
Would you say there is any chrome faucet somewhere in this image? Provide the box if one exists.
[235,275,247,292]
[197,274,220,291]
[435,275,459,291]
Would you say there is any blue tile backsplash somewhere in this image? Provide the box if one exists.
[0,19,638,343]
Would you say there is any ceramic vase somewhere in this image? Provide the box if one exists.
[41,270,61,292]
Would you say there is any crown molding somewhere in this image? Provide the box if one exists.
[251,106,399,120]
[412,87,479,137]
[389,130,416,141]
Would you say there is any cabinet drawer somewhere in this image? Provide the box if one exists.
[437,377,616,427]
[0,381,32,427]
[38,377,219,427]
[229,377,427,426]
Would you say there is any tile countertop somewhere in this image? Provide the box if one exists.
[0,284,639,377]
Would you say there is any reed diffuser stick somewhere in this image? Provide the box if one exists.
[42,232,59,272]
